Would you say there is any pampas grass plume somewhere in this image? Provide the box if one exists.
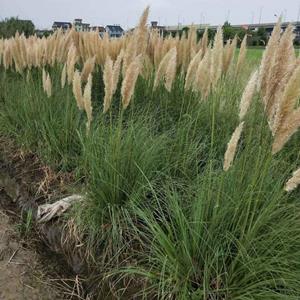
[72,70,84,110]
[185,49,202,91]
[136,6,150,55]
[211,26,223,85]
[81,56,96,82]
[112,50,124,94]
[223,122,244,171]
[42,68,47,91]
[153,47,176,91]
[273,63,300,135]
[165,47,177,92]
[235,35,247,75]
[121,55,141,109]
[61,63,67,88]
[45,73,52,98]
[239,70,258,120]
[257,19,281,95]
[193,48,212,98]
[67,44,77,84]
[285,167,300,192]
[83,74,93,132]
[103,55,114,113]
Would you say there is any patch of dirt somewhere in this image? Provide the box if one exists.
[0,136,142,299]
[0,193,62,300]
[0,136,88,299]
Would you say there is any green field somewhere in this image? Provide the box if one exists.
[1,16,300,299]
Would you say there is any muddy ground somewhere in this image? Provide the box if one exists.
[0,140,86,300]
[0,191,63,299]
[0,138,140,299]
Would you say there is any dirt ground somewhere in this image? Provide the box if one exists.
[0,193,63,300]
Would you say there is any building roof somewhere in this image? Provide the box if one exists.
[52,21,72,27]
[106,25,124,32]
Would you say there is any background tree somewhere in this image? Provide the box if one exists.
[0,17,35,38]
[223,21,247,44]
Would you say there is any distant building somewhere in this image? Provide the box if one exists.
[52,21,72,32]
[105,25,124,38]
[150,21,165,34]
[164,21,300,43]
[73,18,90,32]
[90,26,106,37]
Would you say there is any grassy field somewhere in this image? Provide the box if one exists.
[1,10,300,299]
[246,47,263,63]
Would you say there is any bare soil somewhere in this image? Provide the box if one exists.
[0,137,87,299]
[0,192,62,300]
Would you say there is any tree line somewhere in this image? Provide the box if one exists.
[0,17,35,38]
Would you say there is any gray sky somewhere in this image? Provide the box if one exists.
[1,0,299,30]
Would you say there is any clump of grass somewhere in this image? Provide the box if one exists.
[118,140,300,299]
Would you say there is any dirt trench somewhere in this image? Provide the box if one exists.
[0,191,63,300]
[0,140,88,300]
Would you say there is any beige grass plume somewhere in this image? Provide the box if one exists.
[164,47,177,92]
[185,49,202,91]
[136,6,150,56]
[153,47,176,91]
[187,25,197,58]
[193,48,212,98]
[3,40,13,70]
[83,74,93,132]
[223,36,237,74]
[121,55,141,109]
[264,24,295,128]
[45,73,52,98]
[103,55,114,113]
[211,26,223,85]
[72,70,84,110]
[272,108,300,154]
[141,54,154,80]
[26,69,31,83]
[201,27,208,55]
[239,70,258,120]
[61,63,67,88]
[123,35,137,75]
[235,35,247,75]
[112,49,124,94]
[257,19,281,96]
[67,44,77,84]
[285,167,300,192]
[223,122,244,171]
[81,56,96,82]
[42,68,47,91]
[272,64,300,154]
[273,63,300,135]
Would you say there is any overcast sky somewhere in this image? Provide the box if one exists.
[1,0,299,30]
